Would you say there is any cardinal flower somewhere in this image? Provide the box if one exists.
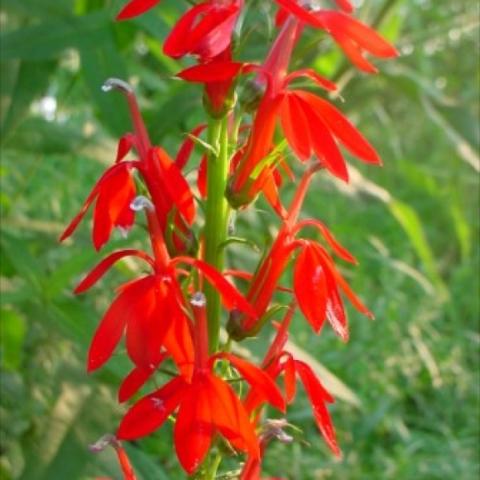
[74,191,256,375]
[117,293,285,474]
[228,166,372,341]
[244,306,341,459]
[274,0,398,73]
[60,79,196,254]
[228,15,384,208]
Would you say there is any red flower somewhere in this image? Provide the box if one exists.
[163,0,243,61]
[244,306,341,458]
[228,167,371,341]
[60,79,196,254]
[75,243,257,373]
[60,161,137,251]
[177,48,249,116]
[274,1,398,72]
[117,293,284,474]
[228,14,384,207]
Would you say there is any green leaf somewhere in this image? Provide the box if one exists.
[0,309,26,371]
[0,12,111,61]
[80,36,130,135]
[0,60,58,139]
[388,199,448,298]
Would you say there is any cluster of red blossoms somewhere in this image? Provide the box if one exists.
[62,0,397,478]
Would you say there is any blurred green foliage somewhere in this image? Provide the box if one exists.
[0,0,479,479]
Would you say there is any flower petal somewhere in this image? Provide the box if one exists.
[292,219,357,264]
[75,249,154,294]
[116,133,136,163]
[172,257,257,318]
[219,353,286,412]
[117,376,186,440]
[294,243,328,333]
[118,351,167,403]
[175,124,207,170]
[317,11,398,58]
[280,94,312,162]
[177,61,245,84]
[284,68,337,92]
[117,0,161,20]
[92,164,137,250]
[208,374,260,459]
[87,276,152,372]
[296,90,381,165]
[295,359,340,456]
[174,377,214,474]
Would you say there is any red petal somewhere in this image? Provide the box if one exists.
[75,249,154,294]
[172,257,257,318]
[220,353,286,412]
[259,169,288,219]
[316,248,374,318]
[186,5,239,60]
[295,360,340,456]
[163,4,211,58]
[126,279,175,369]
[263,305,295,366]
[274,0,326,29]
[283,354,297,403]
[311,245,349,341]
[117,376,186,440]
[284,68,337,92]
[280,94,312,162]
[208,374,260,459]
[118,365,155,403]
[296,90,381,165]
[150,147,196,225]
[87,277,151,372]
[116,0,161,20]
[293,220,357,264]
[294,244,328,333]
[59,163,133,243]
[331,32,378,73]
[175,124,207,170]
[118,351,167,403]
[116,133,136,163]
[177,61,244,84]
[294,93,349,181]
[164,313,194,381]
[318,11,398,58]
[174,377,214,474]
[334,0,354,13]
[92,164,136,250]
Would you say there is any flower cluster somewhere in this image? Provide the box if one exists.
[62,0,397,477]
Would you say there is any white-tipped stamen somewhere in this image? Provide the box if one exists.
[130,195,154,212]
[88,434,118,453]
[102,77,133,94]
[191,292,207,307]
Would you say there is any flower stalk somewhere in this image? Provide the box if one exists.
[204,115,231,353]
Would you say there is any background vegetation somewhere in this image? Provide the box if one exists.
[1,0,479,478]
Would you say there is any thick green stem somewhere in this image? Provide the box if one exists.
[204,116,230,353]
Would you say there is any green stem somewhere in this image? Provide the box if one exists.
[204,116,230,353]
[205,452,222,480]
